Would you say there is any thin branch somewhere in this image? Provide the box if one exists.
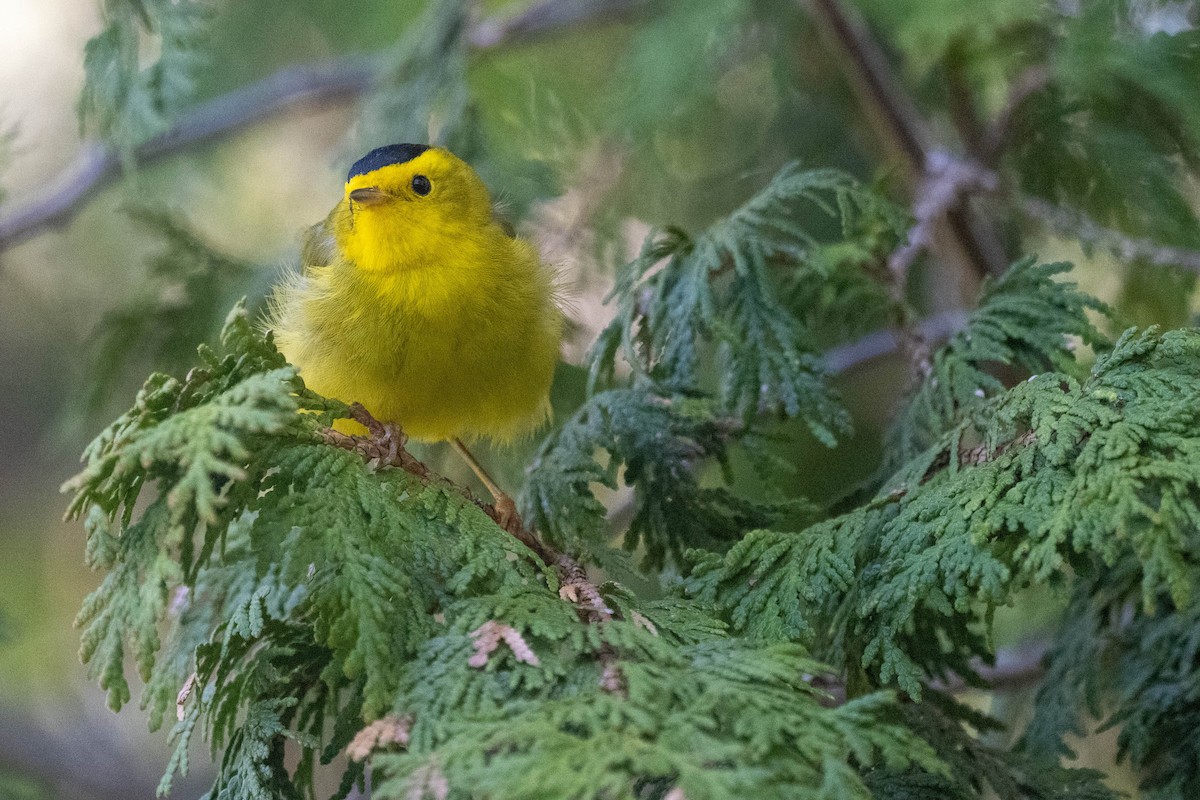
[0,0,651,250]
[978,64,1052,165]
[468,0,650,49]
[888,153,999,285]
[887,152,997,378]
[805,0,930,167]
[816,638,1050,706]
[821,308,968,374]
[933,637,1050,694]
[0,58,375,249]
[1021,195,1200,273]
[804,0,1009,280]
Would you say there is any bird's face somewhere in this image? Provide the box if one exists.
[338,144,494,273]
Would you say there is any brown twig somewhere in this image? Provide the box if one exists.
[0,0,651,250]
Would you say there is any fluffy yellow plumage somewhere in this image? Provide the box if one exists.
[270,144,562,443]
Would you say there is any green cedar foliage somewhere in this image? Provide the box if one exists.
[689,321,1200,697]
[68,161,1160,799]
[67,302,945,800]
[588,164,906,442]
[80,0,210,156]
[883,257,1109,467]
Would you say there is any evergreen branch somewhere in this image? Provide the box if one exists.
[1021,195,1200,273]
[804,0,1009,279]
[0,0,651,251]
[884,257,1105,469]
[318,402,618,641]
[320,402,557,567]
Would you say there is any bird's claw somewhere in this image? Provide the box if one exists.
[492,495,523,534]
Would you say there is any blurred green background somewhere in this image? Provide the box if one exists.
[4,0,1195,796]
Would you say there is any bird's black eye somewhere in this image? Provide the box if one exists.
[411,175,431,196]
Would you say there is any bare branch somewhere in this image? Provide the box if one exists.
[805,0,930,167]
[804,0,1009,280]
[0,57,375,249]
[978,64,1052,165]
[0,0,651,250]
[1021,195,1200,273]
[889,153,999,287]
[821,308,969,375]
[468,0,650,49]
[887,152,997,378]
[933,638,1050,694]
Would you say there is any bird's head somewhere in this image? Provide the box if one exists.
[338,144,494,272]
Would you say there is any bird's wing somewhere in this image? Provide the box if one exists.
[299,214,339,271]
[492,206,517,239]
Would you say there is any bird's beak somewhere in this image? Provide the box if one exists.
[349,187,390,206]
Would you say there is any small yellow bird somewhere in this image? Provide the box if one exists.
[270,144,562,515]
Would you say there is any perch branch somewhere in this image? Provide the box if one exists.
[0,0,650,250]
[321,401,625,691]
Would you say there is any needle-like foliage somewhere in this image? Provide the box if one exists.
[690,325,1200,699]
[884,256,1109,468]
[80,0,210,156]
[589,164,907,444]
[521,389,769,570]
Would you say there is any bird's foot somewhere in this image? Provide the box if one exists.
[491,494,523,535]
[344,403,429,479]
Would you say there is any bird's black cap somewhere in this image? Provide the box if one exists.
[347,143,431,181]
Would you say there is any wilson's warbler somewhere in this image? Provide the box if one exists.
[274,143,564,520]
[270,144,562,514]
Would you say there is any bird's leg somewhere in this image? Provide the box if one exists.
[451,438,521,533]
[348,402,404,458]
